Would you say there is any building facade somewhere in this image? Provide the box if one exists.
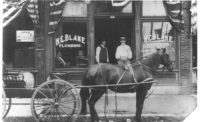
[3,0,195,94]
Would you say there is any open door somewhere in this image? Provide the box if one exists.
[95,18,133,64]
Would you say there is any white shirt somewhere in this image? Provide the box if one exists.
[115,44,132,60]
[95,44,109,63]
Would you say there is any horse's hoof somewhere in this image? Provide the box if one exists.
[80,111,87,115]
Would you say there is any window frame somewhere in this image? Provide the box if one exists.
[54,19,89,71]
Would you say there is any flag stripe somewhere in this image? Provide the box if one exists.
[3,0,27,27]
[26,0,39,26]
[163,1,184,31]
[48,0,66,34]
[191,0,197,35]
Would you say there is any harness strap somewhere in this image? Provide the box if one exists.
[116,70,127,86]
[127,64,138,83]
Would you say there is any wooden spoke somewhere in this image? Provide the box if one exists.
[58,106,73,120]
[46,84,54,99]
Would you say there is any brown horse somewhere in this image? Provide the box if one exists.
[80,49,173,122]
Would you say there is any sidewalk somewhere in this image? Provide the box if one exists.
[3,92,197,122]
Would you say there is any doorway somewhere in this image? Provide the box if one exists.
[95,18,133,64]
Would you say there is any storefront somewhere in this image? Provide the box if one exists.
[3,0,194,94]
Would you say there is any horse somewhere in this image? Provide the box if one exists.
[79,49,173,122]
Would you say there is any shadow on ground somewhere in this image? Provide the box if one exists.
[3,115,185,122]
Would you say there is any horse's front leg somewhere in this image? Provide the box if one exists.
[135,86,148,122]
[88,89,105,122]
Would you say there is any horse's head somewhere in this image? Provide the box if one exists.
[158,48,173,71]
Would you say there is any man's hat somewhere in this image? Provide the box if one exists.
[120,36,126,41]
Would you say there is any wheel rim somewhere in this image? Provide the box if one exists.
[31,79,81,122]
[2,90,11,119]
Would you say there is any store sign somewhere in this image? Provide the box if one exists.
[55,34,86,48]
[16,30,34,42]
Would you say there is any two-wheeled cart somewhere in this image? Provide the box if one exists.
[3,71,156,122]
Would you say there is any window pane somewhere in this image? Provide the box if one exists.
[55,23,88,68]
[142,1,167,16]
[62,1,87,17]
[3,10,35,68]
[94,1,132,14]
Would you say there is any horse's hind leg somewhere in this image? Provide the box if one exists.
[135,86,148,122]
[80,88,89,115]
[88,89,105,122]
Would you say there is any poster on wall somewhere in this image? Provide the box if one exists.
[16,30,34,42]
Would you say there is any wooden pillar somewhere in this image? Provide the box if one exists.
[44,5,53,80]
[134,1,142,59]
[88,2,95,65]
[35,0,50,85]
[180,1,192,94]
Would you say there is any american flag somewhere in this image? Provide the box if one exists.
[190,0,197,35]
[163,0,184,31]
[48,0,66,34]
[26,0,39,28]
[26,0,66,34]
[3,0,28,27]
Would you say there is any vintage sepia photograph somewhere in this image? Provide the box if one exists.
[2,0,198,122]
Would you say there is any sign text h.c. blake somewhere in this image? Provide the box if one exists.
[56,34,86,48]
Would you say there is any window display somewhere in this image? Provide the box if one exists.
[55,22,88,68]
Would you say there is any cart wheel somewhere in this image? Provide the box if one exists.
[2,89,12,119]
[31,79,81,122]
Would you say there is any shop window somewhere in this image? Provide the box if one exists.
[55,22,88,68]
[62,1,87,17]
[3,10,35,68]
[94,0,132,14]
[142,22,177,69]
[142,21,178,84]
[142,1,167,16]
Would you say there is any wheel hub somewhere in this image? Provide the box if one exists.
[54,102,59,108]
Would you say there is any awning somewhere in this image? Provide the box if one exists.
[3,0,28,27]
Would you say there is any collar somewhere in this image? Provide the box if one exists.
[101,44,105,48]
